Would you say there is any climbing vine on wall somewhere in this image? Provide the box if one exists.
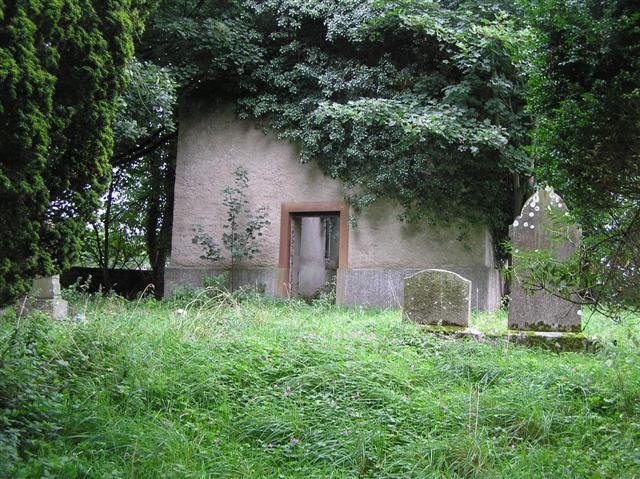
[143,0,532,252]
[236,0,531,242]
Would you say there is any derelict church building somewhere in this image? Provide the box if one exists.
[165,102,501,310]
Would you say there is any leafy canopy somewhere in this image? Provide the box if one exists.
[143,0,531,242]
[0,0,147,302]
[523,0,640,314]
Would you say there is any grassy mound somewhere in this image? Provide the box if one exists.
[1,295,639,477]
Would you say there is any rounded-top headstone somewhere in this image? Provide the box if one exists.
[404,269,471,327]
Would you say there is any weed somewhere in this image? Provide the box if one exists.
[1,298,638,477]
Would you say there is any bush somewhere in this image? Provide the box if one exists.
[0,311,65,477]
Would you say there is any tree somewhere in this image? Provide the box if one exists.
[193,166,270,289]
[0,0,146,303]
[86,59,177,296]
[80,167,148,286]
[522,0,640,314]
[138,0,262,98]
[76,0,252,297]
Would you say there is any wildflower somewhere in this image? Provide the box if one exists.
[175,308,186,316]
[401,394,408,402]
[283,386,290,398]
[291,438,300,445]
[511,444,516,449]
[443,405,449,412]
[571,367,577,373]
[267,443,273,449]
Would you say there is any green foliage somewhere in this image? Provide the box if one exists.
[168,272,230,306]
[221,167,271,264]
[0,311,65,477]
[112,59,177,157]
[193,166,271,287]
[236,0,530,237]
[140,0,262,94]
[78,59,178,284]
[522,0,640,312]
[80,170,148,271]
[0,1,146,303]
[526,0,640,216]
[2,297,639,476]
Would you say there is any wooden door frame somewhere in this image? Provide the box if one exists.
[276,201,349,298]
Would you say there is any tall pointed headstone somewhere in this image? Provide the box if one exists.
[508,187,582,332]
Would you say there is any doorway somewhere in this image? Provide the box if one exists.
[276,202,349,301]
[289,214,339,299]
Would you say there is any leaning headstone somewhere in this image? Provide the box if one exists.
[27,275,68,320]
[404,269,471,327]
[508,187,582,332]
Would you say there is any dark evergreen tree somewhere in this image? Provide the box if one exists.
[0,0,146,303]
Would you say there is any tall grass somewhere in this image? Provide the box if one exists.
[1,294,639,478]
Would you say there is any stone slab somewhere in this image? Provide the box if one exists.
[419,325,596,352]
[404,269,471,326]
[341,267,500,311]
[165,265,501,310]
[24,298,68,321]
[31,275,62,299]
[164,266,276,297]
[508,187,582,332]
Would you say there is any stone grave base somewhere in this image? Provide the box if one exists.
[22,297,68,321]
[420,325,598,352]
[504,330,596,352]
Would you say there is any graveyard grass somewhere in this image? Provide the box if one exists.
[2,293,639,478]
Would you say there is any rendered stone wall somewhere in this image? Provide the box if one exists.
[166,101,501,310]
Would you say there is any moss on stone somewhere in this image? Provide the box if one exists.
[511,321,582,333]
[504,330,592,352]
[419,324,467,334]
[418,324,597,352]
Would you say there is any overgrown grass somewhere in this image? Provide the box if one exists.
[2,294,639,478]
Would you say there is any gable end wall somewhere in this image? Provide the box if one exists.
[165,102,501,310]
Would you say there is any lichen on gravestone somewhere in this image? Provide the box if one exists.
[508,186,582,332]
[403,269,471,327]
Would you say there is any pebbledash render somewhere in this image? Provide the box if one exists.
[165,102,502,310]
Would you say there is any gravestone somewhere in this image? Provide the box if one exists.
[404,269,471,327]
[27,275,68,320]
[508,187,582,332]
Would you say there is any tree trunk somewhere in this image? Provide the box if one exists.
[101,176,117,292]
[145,145,176,298]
